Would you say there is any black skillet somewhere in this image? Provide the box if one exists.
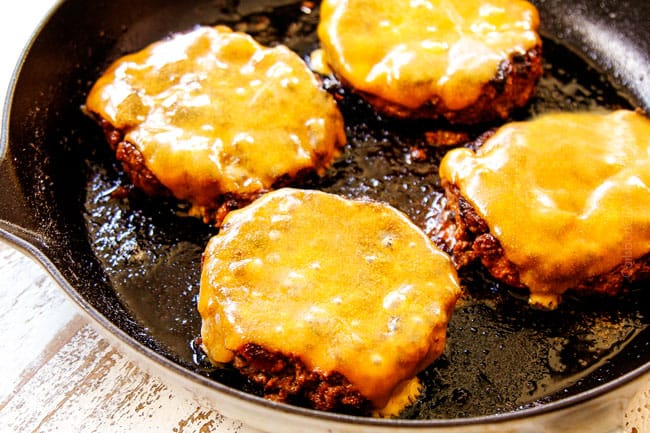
[1,0,650,431]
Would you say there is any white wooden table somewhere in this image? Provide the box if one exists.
[0,1,648,432]
[0,242,255,432]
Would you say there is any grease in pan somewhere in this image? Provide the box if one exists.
[71,0,650,422]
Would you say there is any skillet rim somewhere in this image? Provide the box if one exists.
[1,0,649,428]
[2,228,650,429]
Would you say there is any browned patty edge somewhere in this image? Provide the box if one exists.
[440,181,650,303]
[232,343,372,414]
[348,47,543,125]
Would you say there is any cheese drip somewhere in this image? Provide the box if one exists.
[199,188,461,410]
[440,110,650,305]
[86,26,345,206]
[317,0,540,110]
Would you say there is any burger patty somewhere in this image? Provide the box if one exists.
[233,343,370,413]
[441,181,650,299]
[355,48,543,125]
[317,0,543,125]
[437,110,650,308]
[98,118,260,226]
[85,26,346,226]
[198,188,461,414]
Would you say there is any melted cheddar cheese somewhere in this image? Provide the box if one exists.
[440,110,650,307]
[317,0,540,111]
[199,188,461,410]
[86,26,345,207]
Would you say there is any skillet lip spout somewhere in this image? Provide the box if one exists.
[2,0,650,429]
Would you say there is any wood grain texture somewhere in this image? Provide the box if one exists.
[626,376,650,433]
[0,243,261,432]
[0,322,250,432]
[0,243,78,403]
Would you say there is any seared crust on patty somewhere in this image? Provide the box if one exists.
[97,118,263,226]
[233,343,371,413]
[355,48,543,124]
[441,181,650,299]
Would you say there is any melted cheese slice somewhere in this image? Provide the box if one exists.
[86,26,345,206]
[317,0,540,110]
[440,110,650,306]
[199,188,461,409]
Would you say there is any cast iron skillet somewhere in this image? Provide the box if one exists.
[1,0,650,430]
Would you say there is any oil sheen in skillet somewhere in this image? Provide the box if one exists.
[82,0,649,419]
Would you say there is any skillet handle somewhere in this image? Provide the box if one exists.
[0,146,49,249]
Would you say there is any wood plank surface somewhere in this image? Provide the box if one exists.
[0,244,78,401]
[0,243,258,433]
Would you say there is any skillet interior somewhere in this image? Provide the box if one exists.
[1,0,649,422]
